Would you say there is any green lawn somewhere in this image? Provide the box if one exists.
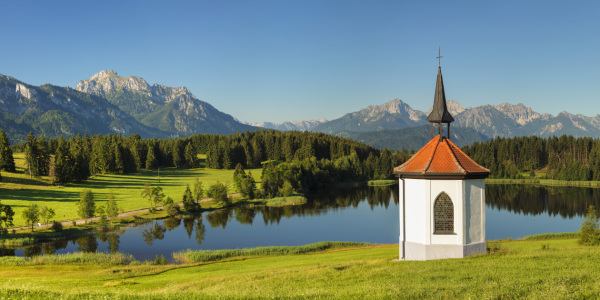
[2,239,600,298]
[0,153,261,227]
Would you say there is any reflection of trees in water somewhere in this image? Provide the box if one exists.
[16,233,93,257]
[2,186,397,258]
[23,244,42,257]
[0,248,15,256]
[173,214,206,246]
[226,185,397,226]
[98,230,122,254]
[142,222,166,246]
[207,209,233,229]
[163,217,182,231]
[40,239,69,255]
[76,235,98,253]
[486,184,600,218]
[235,207,256,225]
[195,218,205,246]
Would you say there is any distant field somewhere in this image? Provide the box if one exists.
[2,239,600,298]
[0,153,261,227]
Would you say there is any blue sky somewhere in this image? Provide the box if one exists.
[1,0,598,123]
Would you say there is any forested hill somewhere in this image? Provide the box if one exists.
[462,135,600,181]
[2,130,409,190]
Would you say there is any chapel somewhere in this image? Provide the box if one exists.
[393,62,490,260]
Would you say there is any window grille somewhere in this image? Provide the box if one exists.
[434,192,454,234]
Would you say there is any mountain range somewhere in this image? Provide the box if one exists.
[76,70,257,136]
[306,98,600,140]
[0,71,258,142]
[2,70,600,151]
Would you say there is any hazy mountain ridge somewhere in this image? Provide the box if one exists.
[248,118,327,131]
[312,98,600,139]
[336,125,489,151]
[312,98,427,134]
[76,70,258,135]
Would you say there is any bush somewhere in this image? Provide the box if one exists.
[279,181,294,197]
[579,205,600,246]
[51,221,63,232]
[207,182,229,206]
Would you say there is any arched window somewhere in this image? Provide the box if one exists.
[434,192,454,234]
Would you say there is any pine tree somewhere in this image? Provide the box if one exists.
[146,145,158,169]
[78,189,95,219]
[193,177,203,203]
[0,130,16,172]
[36,136,50,176]
[114,144,125,174]
[172,139,185,168]
[183,184,197,211]
[106,190,119,224]
[53,144,71,184]
[184,142,195,167]
[25,132,39,178]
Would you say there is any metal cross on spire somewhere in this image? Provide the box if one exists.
[436,47,443,67]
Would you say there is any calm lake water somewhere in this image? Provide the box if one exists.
[1,184,595,261]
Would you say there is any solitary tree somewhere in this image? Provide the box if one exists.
[163,196,180,216]
[78,189,95,220]
[39,206,55,225]
[183,184,197,211]
[106,191,119,224]
[151,186,165,210]
[193,177,204,203]
[207,181,229,206]
[579,205,600,246]
[141,183,153,209]
[22,204,40,232]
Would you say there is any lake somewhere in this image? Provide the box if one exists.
[1,184,596,261]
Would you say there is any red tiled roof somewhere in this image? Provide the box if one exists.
[393,135,489,178]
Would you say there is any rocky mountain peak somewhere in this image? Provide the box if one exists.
[493,102,543,126]
[426,99,465,117]
[367,98,424,122]
[15,83,37,100]
[77,70,150,96]
[90,70,119,80]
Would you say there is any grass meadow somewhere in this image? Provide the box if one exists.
[0,153,261,227]
[1,239,600,298]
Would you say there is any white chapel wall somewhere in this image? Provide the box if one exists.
[404,179,427,244]
[464,179,485,244]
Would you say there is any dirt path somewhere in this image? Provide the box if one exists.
[9,193,241,232]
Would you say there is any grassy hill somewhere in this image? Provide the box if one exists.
[0,238,599,298]
[0,153,261,227]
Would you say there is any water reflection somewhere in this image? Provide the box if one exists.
[2,185,396,259]
[486,184,600,218]
[7,184,592,259]
[142,222,167,245]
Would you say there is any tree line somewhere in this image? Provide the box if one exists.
[0,129,410,185]
[462,135,600,181]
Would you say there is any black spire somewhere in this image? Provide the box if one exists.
[426,66,454,124]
